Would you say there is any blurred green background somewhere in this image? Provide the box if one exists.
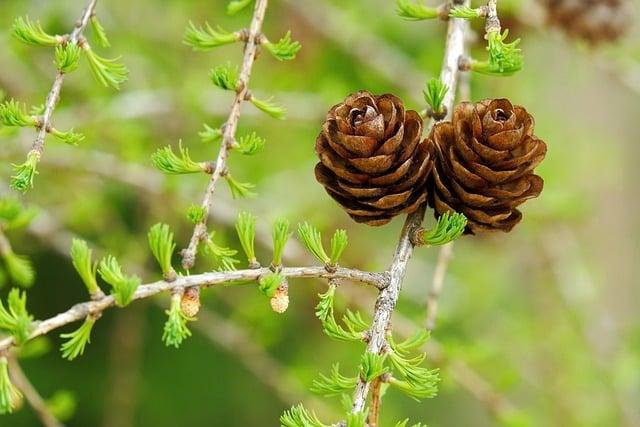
[0,0,639,426]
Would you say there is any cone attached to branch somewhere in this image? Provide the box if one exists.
[428,99,547,234]
[539,0,632,44]
[315,90,433,226]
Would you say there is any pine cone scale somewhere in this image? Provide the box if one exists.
[324,122,378,157]
[348,155,395,175]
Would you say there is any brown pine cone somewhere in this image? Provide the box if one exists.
[315,90,433,226]
[540,0,632,44]
[428,99,547,234]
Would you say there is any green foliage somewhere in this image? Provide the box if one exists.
[258,272,283,298]
[315,285,367,342]
[235,211,257,265]
[54,42,81,73]
[16,337,51,359]
[83,47,129,90]
[472,29,523,76]
[297,222,330,264]
[346,411,368,427]
[199,123,223,143]
[271,217,290,267]
[449,5,483,19]
[11,151,40,193]
[360,352,388,382]
[148,223,177,280]
[263,31,301,61]
[0,99,37,127]
[395,0,439,20]
[394,329,430,353]
[162,293,193,348]
[423,78,448,116]
[0,197,37,231]
[204,233,239,271]
[46,390,77,422]
[50,127,85,145]
[97,255,140,307]
[250,96,286,120]
[151,142,207,174]
[29,104,45,116]
[224,174,256,199]
[187,205,206,224]
[59,317,96,360]
[3,252,35,288]
[0,269,7,289]
[419,212,467,246]
[210,63,239,91]
[70,239,100,296]
[0,357,21,415]
[12,16,61,47]
[329,229,348,265]
[90,16,111,48]
[311,363,358,397]
[387,333,439,400]
[394,420,428,427]
[280,404,328,427]
[388,376,437,401]
[0,288,33,344]
[184,22,239,51]
[237,132,265,155]
[227,0,254,15]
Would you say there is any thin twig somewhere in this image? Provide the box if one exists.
[484,0,501,34]
[0,265,384,353]
[425,242,454,331]
[29,0,98,163]
[366,377,384,427]
[351,0,470,413]
[7,355,65,427]
[101,304,145,427]
[181,0,269,270]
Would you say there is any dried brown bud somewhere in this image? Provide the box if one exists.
[428,99,547,234]
[315,90,433,226]
[180,287,201,318]
[269,281,289,314]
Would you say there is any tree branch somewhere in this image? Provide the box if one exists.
[29,0,98,161]
[181,0,269,270]
[425,242,454,331]
[484,0,501,33]
[0,265,384,353]
[366,376,385,427]
[351,0,470,413]
[7,355,64,427]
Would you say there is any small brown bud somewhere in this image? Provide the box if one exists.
[269,281,289,314]
[180,287,201,318]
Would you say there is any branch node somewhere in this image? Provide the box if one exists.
[426,105,448,121]
[324,263,338,273]
[458,55,472,71]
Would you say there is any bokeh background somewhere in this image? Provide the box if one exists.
[0,0,639,426]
